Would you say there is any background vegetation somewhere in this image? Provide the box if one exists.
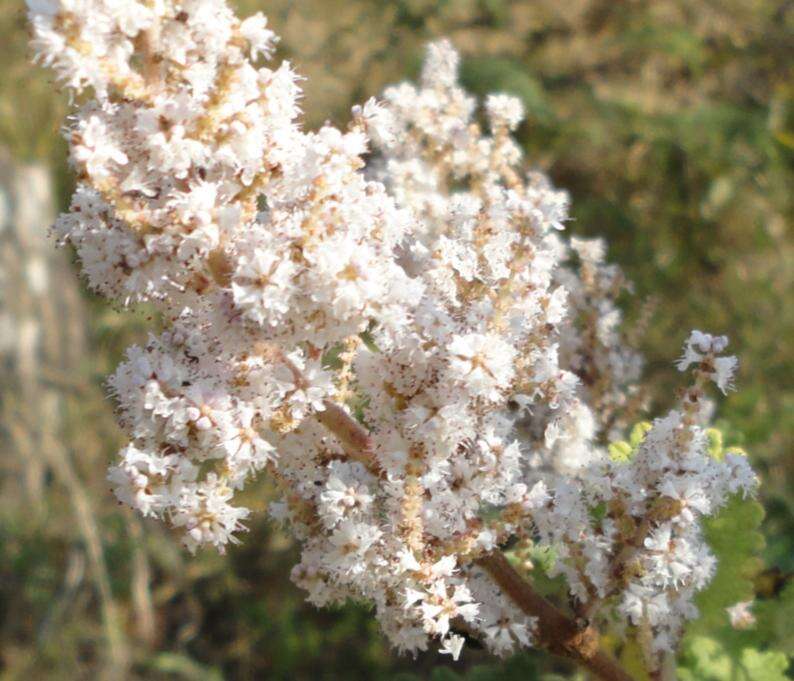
[1,0,791,678]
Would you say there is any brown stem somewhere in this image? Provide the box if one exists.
[476,551,632,681]
[260,342,379,473]
[316,400,379,473]
[137,26,162,90]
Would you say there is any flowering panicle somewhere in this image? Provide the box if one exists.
[29,3,757,673]
[526,331,754,662]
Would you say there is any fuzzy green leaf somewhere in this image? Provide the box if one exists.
[678,636,789,680]
[690,495,765,634]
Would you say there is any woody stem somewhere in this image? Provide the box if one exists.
[476,551,632,681]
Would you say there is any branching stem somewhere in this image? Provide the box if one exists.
[477,552,632,681]
[314,406,631,680]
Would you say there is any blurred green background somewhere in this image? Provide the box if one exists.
[1,0,791,679]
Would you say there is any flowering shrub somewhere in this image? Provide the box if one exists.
[28,0,762,677]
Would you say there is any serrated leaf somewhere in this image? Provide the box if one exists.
[689,495,765,634]
[689,496,764,633]
[678,636,789,680]
[755,582,794,655]
[677,490,791,681]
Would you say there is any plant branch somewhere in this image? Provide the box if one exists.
[313,403,631,680]
[476,551,632,681]
[316,400,379,473]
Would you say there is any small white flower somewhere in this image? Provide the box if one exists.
[447,333,516,401]
[726,600,756,629]
[419,581,479,637]
[239,13,277,60]
[712,355,738,394]
[328,520,382,575]
[439,634,465,660]
[486,94,524,131]
[232,246,297,327]
[222,406,277,479]
[421,39,460,88]
[71,114,128,180]
[352,97,397,146]
[172,475,250,554]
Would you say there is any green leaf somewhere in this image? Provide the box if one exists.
[679,636,790,680]
[706,428,724,458]
[691,495,765,634]
[590,501,608,524]
[755,582,794,656]
[629,421,653,449]
[740,648,790,681]
[677,489,792,680]
[679,636,731,679]
[609,440,633,462]
[609,421,651,462]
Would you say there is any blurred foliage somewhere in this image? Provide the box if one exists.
[1,0,792,678]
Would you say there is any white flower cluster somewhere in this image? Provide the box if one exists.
[528,330,756,659]
[29,2,757,669]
